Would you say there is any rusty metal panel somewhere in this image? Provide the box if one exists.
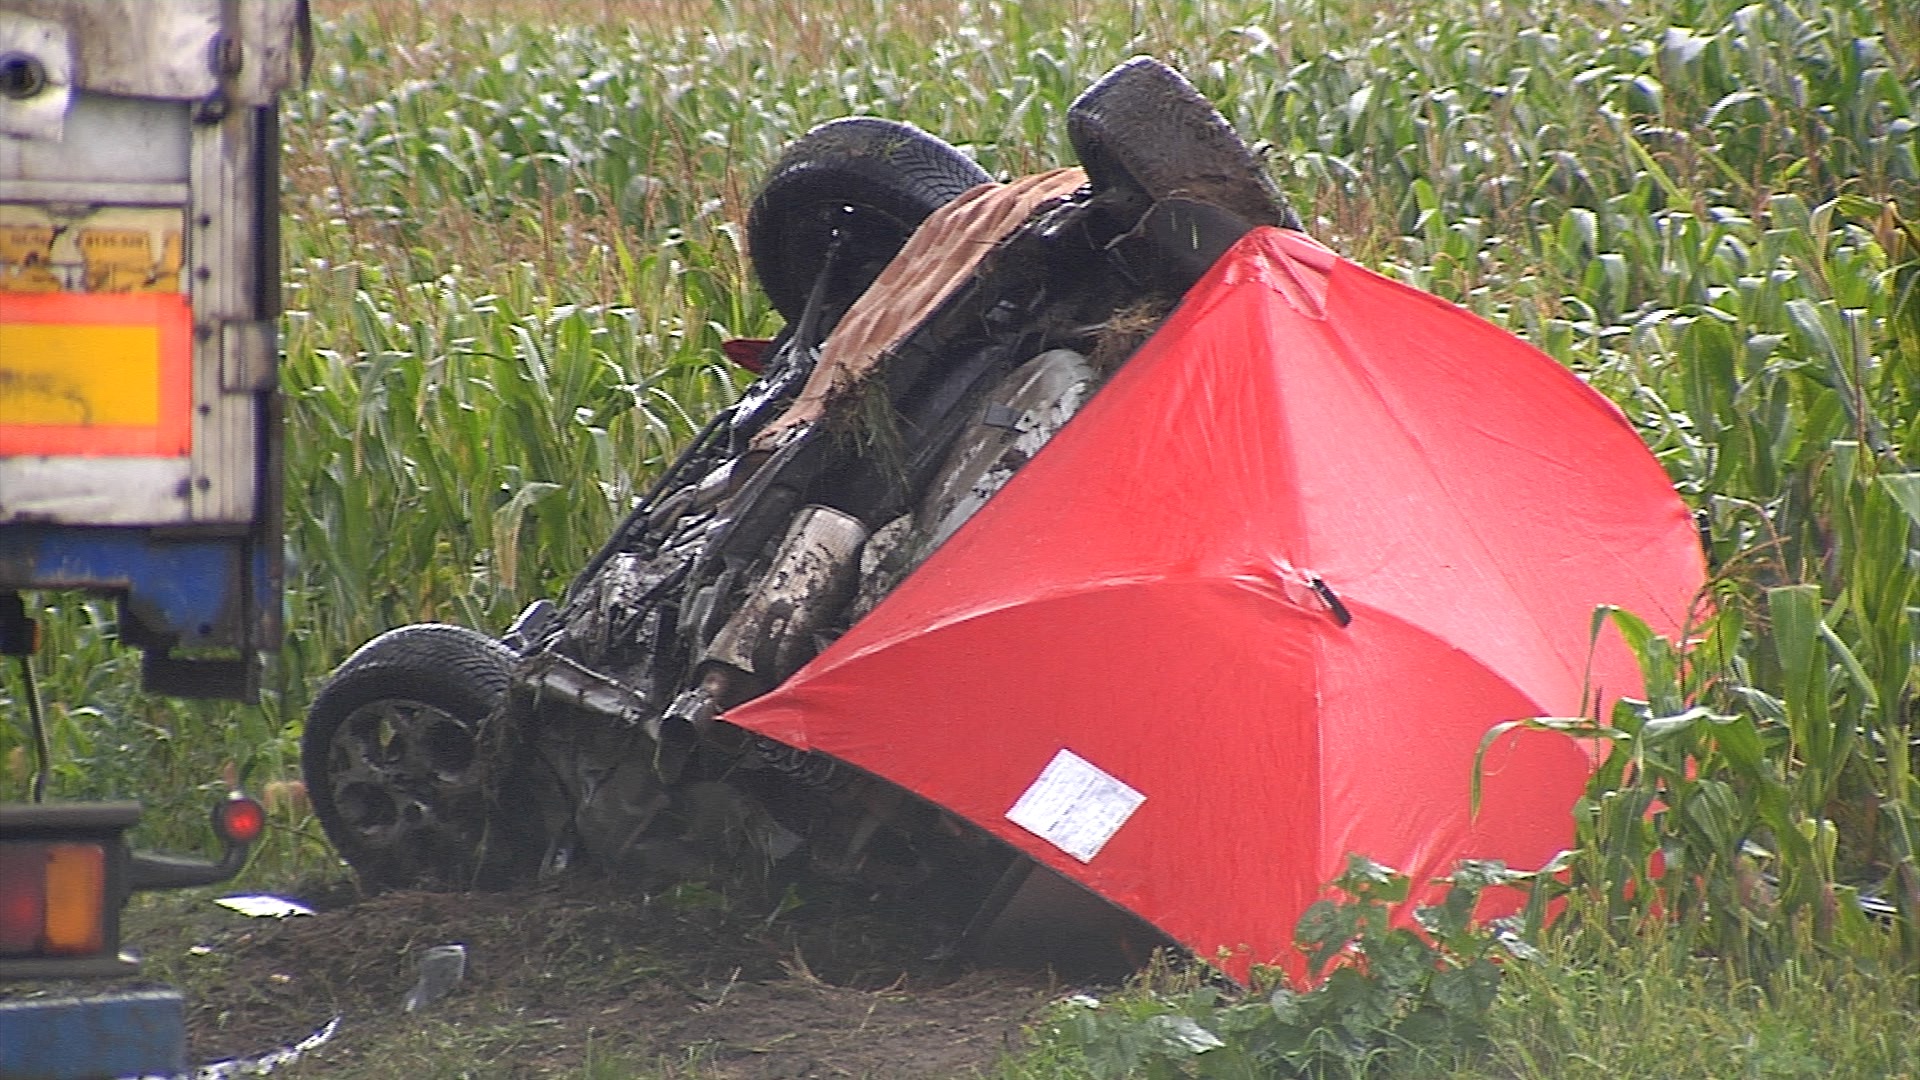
[185,105,265,521]
[1,0,305,106]
[0,457,192,523]
[0,92,191,188]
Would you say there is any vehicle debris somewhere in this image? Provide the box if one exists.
[214,896,316,919]
[303,56,1707,978]
[401,944,468,1012]
[195,1015,341,1080]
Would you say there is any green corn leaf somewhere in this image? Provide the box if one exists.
[1768,584,1836,777]
[1878,474,1920,528]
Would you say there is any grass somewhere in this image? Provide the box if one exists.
[1019,914,1920,1079]
[1479,921,1920,1079]
[3,0,1918,1073]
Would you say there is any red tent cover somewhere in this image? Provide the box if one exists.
[726,227,1707,979]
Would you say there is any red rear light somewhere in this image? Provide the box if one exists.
[214,795,265,845]
[0,843,47,954]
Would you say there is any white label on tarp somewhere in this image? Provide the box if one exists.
[1006,748,1145,862]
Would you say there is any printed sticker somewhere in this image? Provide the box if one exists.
[0,205,186,293]
[80,228,152,292]
[1006,748,1145,863]
[0,224,59,294]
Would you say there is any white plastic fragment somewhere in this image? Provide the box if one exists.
[402,944,468,1012]
[190,1014,340,1078]
[213,895,315,919]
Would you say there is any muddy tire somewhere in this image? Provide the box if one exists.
[303,623,543,890]
[749,117,991,323]
[1067,56,1301,230]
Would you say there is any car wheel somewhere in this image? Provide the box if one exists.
[303,623,542,889]
[1067,56,1302,230]
[748,116,992,323]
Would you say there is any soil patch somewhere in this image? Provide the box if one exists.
[118,876,1062,1078]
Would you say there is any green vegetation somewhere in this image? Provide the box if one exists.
[1045,859,1519,1078]
[4,0,1918,1073]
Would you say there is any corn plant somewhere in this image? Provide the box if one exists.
[1555,198,1920,975]
[2,0,1913,931]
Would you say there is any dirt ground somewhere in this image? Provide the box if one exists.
[113,876,1065,1078]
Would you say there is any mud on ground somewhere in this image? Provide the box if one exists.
[114,876,1065,1078]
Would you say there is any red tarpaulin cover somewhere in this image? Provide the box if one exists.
[726,227,1707,979]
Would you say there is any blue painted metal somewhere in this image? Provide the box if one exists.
[0,525,248,651]
[0,990,186,1079]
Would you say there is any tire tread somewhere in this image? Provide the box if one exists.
[749,117,991,322]
[1068,56,1301,230]
[302,623,518,890]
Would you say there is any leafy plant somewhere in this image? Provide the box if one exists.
[0,0,1912,1071]
[1,0,1913,987]
[1452,192,1920,981]
[1480,597,1918,980]
[1051,858,1521,1079]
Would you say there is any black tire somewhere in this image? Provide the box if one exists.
[1068,56,1302,230]
[748,117,992,323]
[302,623,541,890]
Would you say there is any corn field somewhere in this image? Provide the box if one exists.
[4,0,1918,1014]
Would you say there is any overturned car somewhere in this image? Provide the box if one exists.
[302,59,1706,977]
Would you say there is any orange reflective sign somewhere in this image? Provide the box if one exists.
[42,842,107,955]
[0,292,192,457]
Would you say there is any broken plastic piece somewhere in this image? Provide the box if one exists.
[402,944,467,1012]
[213,895,314,919]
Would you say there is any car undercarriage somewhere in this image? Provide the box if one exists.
[303,57,1302,963]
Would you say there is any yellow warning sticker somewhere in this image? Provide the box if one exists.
[0,292,192,457]
[0,322,162,426]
